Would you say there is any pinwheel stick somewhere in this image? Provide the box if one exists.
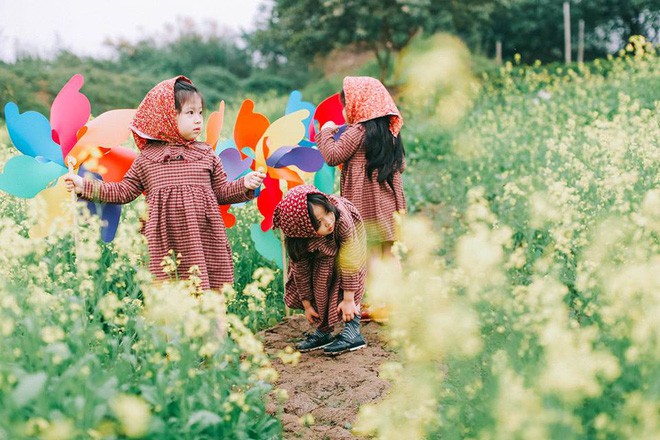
[265,164,290,318]
[67,157,81,259]
[280,229,290,317]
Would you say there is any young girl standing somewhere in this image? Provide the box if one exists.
[273,184,367,356]
[316,76,406,320]
[65,76,265,290]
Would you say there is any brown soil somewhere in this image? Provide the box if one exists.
[261,315,394,439]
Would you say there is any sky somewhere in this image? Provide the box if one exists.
[0,0,266,62]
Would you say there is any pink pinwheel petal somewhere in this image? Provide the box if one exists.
[50,74,91,157]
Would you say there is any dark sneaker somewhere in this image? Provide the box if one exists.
[295,332,335,352]
[323,334,367,356]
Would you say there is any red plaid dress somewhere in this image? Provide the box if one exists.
[273,185,367,331]
[317,76,406,244]
[80,76,254,289]
[81,142,253,289]
[316,124,406,244]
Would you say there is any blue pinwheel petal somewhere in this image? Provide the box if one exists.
[99,203,122,242]
[4,103,64,165]
[0,155,67,198]
[266,146,324,172]
[286,90,316,139]
[250,224,283,269]
[314,163,336,194]
[79,165,122,242]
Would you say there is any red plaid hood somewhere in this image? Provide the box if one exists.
[273,184,325,238]
[343,76,403,137]
[130,75,196,150]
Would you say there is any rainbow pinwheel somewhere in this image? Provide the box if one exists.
[308,92,348,194]
[0,74,138,242]
[212,91,327,268]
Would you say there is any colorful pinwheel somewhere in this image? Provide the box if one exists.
[0,74,138,242]
[308,92,347,194]
[212,91,327,268]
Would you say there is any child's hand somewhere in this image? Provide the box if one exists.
[321,121,338,131]
[64,174,83,194]
[337,299,359,322]
[304,305,320,324]
[244,170,266,190]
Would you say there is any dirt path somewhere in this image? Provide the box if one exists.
[261,315,394,439]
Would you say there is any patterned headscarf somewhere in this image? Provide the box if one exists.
[273,185,324,238]
[343,76,403,137]
[130,75,195,150]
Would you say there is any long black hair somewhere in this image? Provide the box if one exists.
[341,90,405,188]
[285,193,340,262]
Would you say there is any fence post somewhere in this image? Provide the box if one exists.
[578,19,585,64]
[496,40,502,65]
[564,2,572,64]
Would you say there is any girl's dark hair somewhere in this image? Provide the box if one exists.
[340,89,405,188]
[285,193,340,261]
[174,80,205,112]
[363,116,405,188]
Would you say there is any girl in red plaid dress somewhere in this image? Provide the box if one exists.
[316,76,406,320]
[273,185,367,356]
[65,76,265,290]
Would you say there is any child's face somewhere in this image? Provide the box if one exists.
[176,94,204,141]
[311,203,335,236]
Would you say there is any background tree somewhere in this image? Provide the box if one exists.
[250,0,433,82]
[478,0,659,61]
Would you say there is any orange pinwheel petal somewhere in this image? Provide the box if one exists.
[206,100,225,150]
[233,100,269,154]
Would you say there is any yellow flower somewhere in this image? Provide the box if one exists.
[276,346,301,366]
[40,419,75,440]
[299,413,315,427]
[110,394,151,438]
[41,326,65,344]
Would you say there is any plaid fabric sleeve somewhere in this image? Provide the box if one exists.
[316,125,364,166]
[80,160,143,204]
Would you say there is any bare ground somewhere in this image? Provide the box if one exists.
[261,315,395,439]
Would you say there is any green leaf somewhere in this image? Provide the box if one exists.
[186,410,222,430]
[12,372,47,407]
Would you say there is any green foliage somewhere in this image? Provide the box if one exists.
[355,42,660,440]
[476,0,659,61]
[250,0,432,80]
[243,71,296,95]
[192,65,241,106]
[0,180,284,438]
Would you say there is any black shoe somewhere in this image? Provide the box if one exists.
[323,334,367,356]
[295,332,335,352]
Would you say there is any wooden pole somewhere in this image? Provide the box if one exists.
[495,41,502,65]
[564,2,572,64]
[67,157,80,258]
[578,19,585,64]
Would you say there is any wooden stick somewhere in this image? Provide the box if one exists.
[67,157,80,259]
[281,229,290,317]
